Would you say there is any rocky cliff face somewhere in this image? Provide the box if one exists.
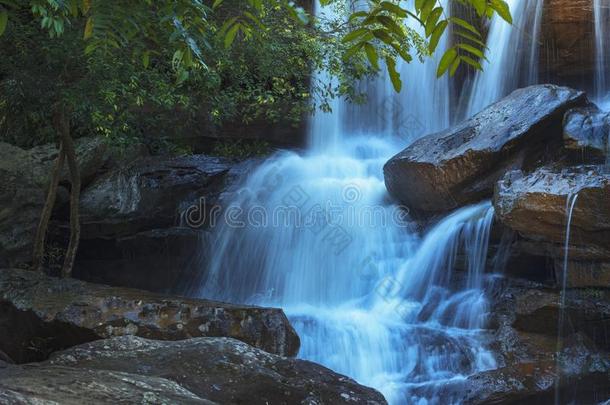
[539,0,598,90]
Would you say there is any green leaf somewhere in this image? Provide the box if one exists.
[425,7,443,37]
[379,1,408,18]
[436,47,457,77]
[364,42,379,70]
[83,17,93,39]
[372,29,394,45]
[456,29,487,48]
[386,56,402,92]
[224,22,240,48]
[490,0,512,23]
[348,11,368,22]
[342,27,369,43]
[472,0,486,16]
[343,42,364,60]
[0,9,7,36]
[428,20,447,53]
[212,0,224,9]
[391,42,412,63]
[377,15,405,38]
[449,56,460,76]
[460,55,483,70]
[142,50,150,68]
[420,0,435,21]
[449,17,480,36]
[457,43,485,59]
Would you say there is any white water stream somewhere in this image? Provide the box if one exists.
[193,1,551,403]
[464,0,543,118]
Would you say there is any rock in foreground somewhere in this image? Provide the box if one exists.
[0,268,299,363]
[35,335,386,405]
[384,85,587,214]
[0,362,214,404]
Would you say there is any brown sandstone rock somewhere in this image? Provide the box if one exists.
[0,268,300,363]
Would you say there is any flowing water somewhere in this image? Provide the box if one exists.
[554,193,579,404]
[188,1,558,403]
[464,0,544,118]
[594,0,610,108]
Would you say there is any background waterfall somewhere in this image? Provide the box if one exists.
[594,0,610,108]
[464,0,543,118]
[193,2,504,403]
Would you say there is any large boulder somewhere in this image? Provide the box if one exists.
[384,85,588,215]
[73,155,254,290]
[0,137,140,266]
[0,268,299,363]
[563,106,610,161]
[493,165,610,287]
[78,155,243,239]
[39,335,387,404]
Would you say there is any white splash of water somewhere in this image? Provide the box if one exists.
[464,0,544,118]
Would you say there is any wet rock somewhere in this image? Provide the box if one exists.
[45,335,387,405]
[539,0,599,91]
[489,278,610,352]
[0,137,139,266]
[79,154,241,239]
[73,156,253,290]
[0,268,299,363]
[553,260,610,289]
[563,106,610,161]
[384,85,587,214]
[0,144,46,267]
[493,165,610,284]
[464,353,610,404]
[461,278,610,404]
[0,363,214,404]
[510,288,610,350]
[28,136,148,185]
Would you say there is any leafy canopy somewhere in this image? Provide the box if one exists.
[0,0,512,92]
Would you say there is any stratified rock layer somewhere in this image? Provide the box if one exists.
[0,268,299,363]
[384,85,587,214]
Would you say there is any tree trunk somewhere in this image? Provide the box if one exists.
[31,143,66,272]
[57,107,81,278]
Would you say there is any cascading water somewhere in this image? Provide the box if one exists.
[594,0,610,108]
[554,193,579,404]
[192,2,501,403]
[464,0,543,118]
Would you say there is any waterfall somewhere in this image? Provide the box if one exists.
[594,0,610,108]
[464,0,543,118]
[191,2,503,403]
[554,193,579,404]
